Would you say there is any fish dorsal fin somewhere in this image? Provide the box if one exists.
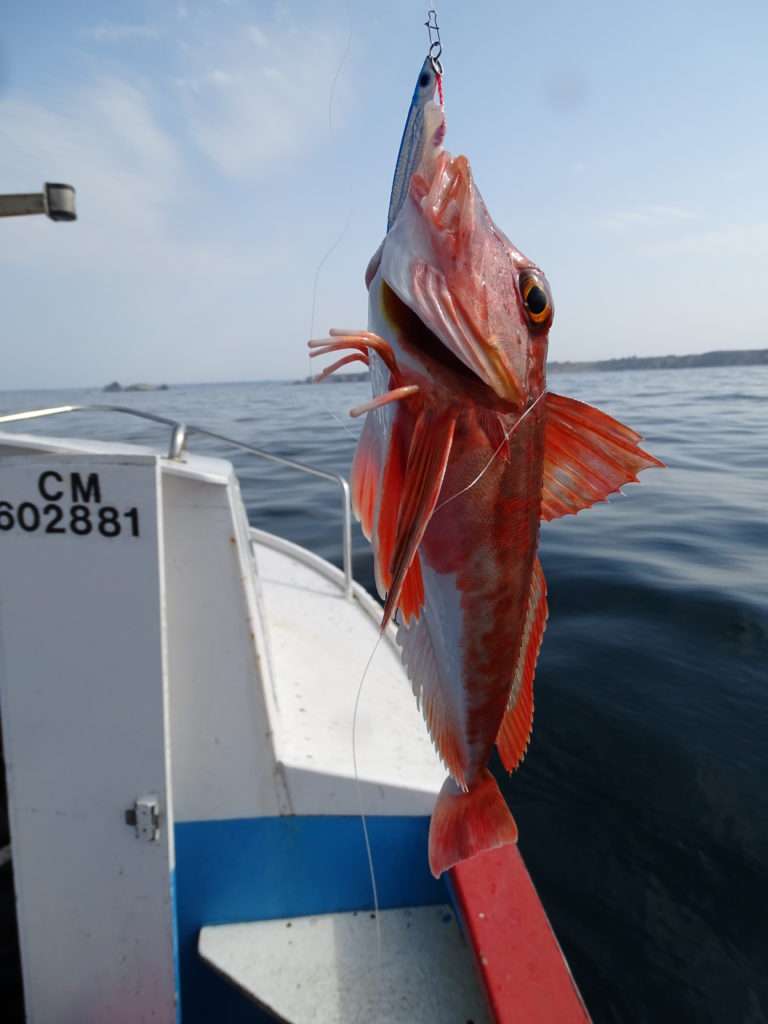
[382,408,456,628]
[496,557,548,773]
[541,392,664,521]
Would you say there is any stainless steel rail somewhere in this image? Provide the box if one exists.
[0,404,354,597]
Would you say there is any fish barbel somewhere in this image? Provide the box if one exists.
[310,72,662,878]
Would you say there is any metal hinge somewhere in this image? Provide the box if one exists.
[125,795,161,842]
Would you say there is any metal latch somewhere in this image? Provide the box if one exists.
[125,795,161,842]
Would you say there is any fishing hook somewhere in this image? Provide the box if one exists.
[425,9,443,76]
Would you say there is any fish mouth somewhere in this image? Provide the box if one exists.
[472,340,524,405]
[408,260,525,404]
[381,282,520,407]
[392,152,527,406]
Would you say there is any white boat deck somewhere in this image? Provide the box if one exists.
[199,905,491,1024]
[252,530,445,816]
[0,426,463,1023]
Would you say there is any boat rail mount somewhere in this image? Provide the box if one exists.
[0,183,76,222]
[0,404,354,596]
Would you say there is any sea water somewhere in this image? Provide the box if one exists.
[0,365,766,1023]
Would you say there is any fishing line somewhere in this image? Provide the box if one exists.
[351,631,384,966]
[345,13,451,971]
[307,0,384,971]
[435,390,548,513]
[306,207,359,441]
[304,0,359,442]
[328,0,353,134]
[315,7,456,980]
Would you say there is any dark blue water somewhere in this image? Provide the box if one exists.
[1,366,766,1023]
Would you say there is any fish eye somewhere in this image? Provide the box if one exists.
[419,71,431,88]
[520,272,553,326]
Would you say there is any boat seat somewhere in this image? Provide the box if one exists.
[198,904,491,1024]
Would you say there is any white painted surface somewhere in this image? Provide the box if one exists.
[0,455,177,1023]
[254,532,445,816]
[0,430,232,486]
[199,905,491,1024]
[0,431,457,1024]
[161,469,287,822]
[0,432,287,823]
[0,430,445,823]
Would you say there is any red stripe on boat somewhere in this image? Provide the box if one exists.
[450,846,591,1023]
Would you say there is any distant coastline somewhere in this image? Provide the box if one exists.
[548,348,768,374]
[296,348,767,383]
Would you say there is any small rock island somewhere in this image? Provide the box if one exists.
[103,381,169,393]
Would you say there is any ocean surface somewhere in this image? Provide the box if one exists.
[0,366,766,1023]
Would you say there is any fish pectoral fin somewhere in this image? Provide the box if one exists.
[428,769,518,878]
[360,403,425,621]
[381,408,456,629]
[541,392,664,521]
[496,558,547,773]
[350,413,381,541]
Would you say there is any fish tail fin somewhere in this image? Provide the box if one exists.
[428,768,518,878]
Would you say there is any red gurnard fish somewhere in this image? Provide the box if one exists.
[310,98,662,878]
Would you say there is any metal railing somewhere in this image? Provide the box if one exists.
[0,404,354,597]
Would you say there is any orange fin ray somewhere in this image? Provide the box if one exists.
[359,406,425,623]
[397,552,425,625]
[397,614,468,784]
[541,392,664,521]
[382,408,456,629]
[428,769,518,878]
[350,414,381,541]
[496,558,548,773]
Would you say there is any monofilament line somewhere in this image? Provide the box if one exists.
[435,390,548,513]
[307,207,357,440]
[306,0,357,440]
[352,632,384,967]
[328,0,353,133]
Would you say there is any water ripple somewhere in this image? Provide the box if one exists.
[1,365,766,1022]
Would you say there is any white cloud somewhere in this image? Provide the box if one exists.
[0,6,362,389]
[247,25,269,48]
[0,80,180,263]
[83,24,161,42]
[176,20,351,177]
[650,221,768,259]
[207,70,234,86]
[0,8,353,257]
[601,205,699,230]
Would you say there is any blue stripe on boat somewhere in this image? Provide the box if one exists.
[175,815,445,1022]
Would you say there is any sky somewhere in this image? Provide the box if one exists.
[1,0,767,389]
